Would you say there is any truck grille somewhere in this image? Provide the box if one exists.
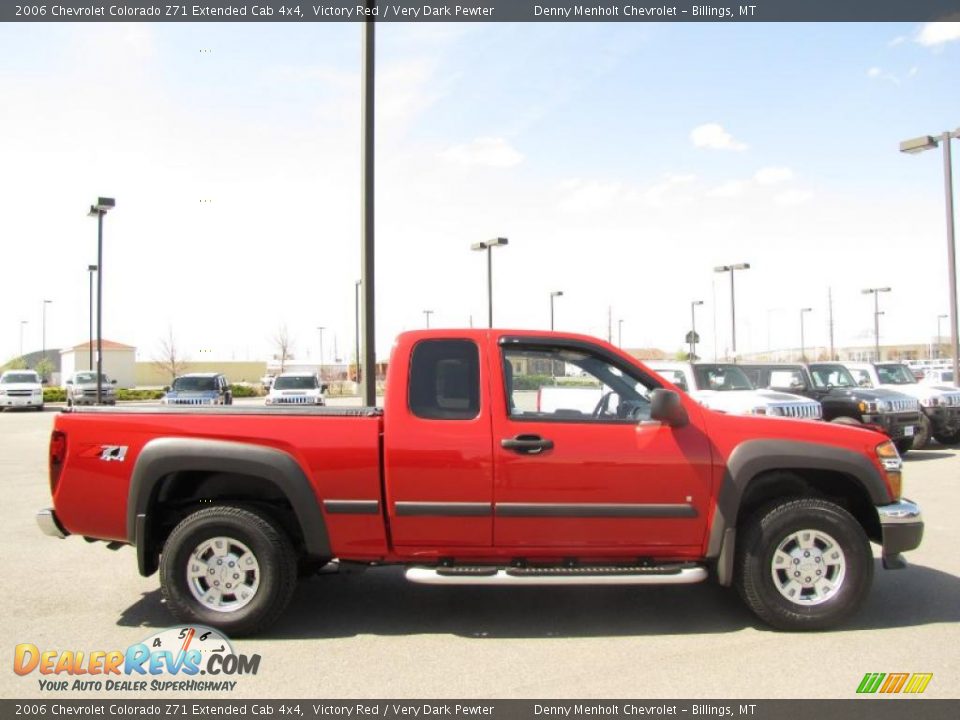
[889,398,919,413]
[8,390,33,397]
[274,395,311,404]
[775,403,822,419]
[943,393,960,407]
[169,397,213,405]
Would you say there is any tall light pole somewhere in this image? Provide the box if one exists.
[714,263,750,358]
[938,314,948,359]
[88,197,115,404]
[471,238,509,328]
[799,307,812,361]
[88,265,97,369]
[901,128,960,386]
[618,319,624,348]
[354,280,361,385]
[316,326,325,381]
[423,310,433,329]
[690,300,704,360]
[41,300,52,371]
[19,320,27,358]
[862,287,891,361]
[549,290,563,331]
[360,12,376,406]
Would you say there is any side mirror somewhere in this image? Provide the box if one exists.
[321,383,329,393]
[111,379,117,385]
[650,389,689,428]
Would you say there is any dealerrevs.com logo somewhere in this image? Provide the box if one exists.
[14,626,260,692]
[856,672,933,695]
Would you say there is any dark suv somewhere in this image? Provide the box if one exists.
[742,363,921,455]
[161,373,232,406]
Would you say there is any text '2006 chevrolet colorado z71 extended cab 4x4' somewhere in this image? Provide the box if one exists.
[38,330,923,635]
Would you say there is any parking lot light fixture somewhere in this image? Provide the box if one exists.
[471,237,509,328]
[938,314,948,359]
[88,196,115,404]
[19,320,27,358]
[800,308,812,362]
[690,300,704,360]
[862,287,891,361]
[87,265,97,369]
[423,310,433,329]
[900,128,960,387]
[354,280,362,385]
[550,291,563,331]
[713,263,750,358]
[41,300,52,373]
[316,326,326,381]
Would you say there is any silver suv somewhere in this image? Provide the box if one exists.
[65,371,117,407]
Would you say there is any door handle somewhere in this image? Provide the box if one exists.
[501,434,554,455]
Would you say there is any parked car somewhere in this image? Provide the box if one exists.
[265,373,326,406]
[38,330,920,635]
[842,362,960,448]
[922,368,955,386]
[646,361,822,419]
[64,371,117,407]
[161,373,232,406]
[0,369,43,411]
[260,374,275,392]
[744,363,920,455]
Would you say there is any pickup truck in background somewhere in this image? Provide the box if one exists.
[38,330,922,635]
[646,361,822,420]
[841,361,960,448]
[742,363,920,456]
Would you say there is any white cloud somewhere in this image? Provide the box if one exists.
[441,137,524,168]
[866,66,901,85]
[867,67,881,78]
[707,180,747,198]
[690,123,748,151]
[643,174,696,207]
[774,189,814,207]
[916,22,960,47]
[753,166,794,185]
[888,36,906,47]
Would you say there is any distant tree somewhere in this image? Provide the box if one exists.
[5,356,28,370]
[34,357,54,383]
[272,325,294,373]
[153,327,190,384]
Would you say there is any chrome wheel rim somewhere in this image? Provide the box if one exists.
[186,536,261,613]
[770,529,846,606]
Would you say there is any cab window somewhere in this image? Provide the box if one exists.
[409,340,480,420]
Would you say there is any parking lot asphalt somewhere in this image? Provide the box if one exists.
[2,407,958,699]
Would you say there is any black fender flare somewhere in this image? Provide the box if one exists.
[707,439,890,585]
[127,437,331,576]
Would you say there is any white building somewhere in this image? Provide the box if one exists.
[60,340,137,389]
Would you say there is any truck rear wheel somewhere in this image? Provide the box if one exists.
[159,505,297,637]
[734,498,872,631]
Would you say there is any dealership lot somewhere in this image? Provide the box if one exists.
[2,407,958,699]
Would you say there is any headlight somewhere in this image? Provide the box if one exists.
[265,397,273,405]
[161,398,169,405]
[748,406,769,415]
[921,397,939,407]
[0,390,6,396]
[876,440,902,500]
[33,389,42,395]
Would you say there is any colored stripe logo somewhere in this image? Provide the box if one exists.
[857,672,933,694]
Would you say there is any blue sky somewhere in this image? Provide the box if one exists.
[1,21,958,366]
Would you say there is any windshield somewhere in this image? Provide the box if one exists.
[693,364,754,391]
[876,364,916,385]
[1,373,39,384]
[810,365,857,389]
[74,372,108,384]
[273,376,319,390]
[171,377,217,392]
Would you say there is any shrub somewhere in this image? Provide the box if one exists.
[512,374,556,391]
[116,389,165,401]
[43,387,66,402]
[229,384,261,398]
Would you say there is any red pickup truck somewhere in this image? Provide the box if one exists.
[38,330,923,635]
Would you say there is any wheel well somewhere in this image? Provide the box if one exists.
[737,469,880,544]
[145,471,307,568]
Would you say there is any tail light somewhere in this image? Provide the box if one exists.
[49,430,66,495]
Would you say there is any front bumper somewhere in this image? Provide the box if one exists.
[877,498,923,569]
[865,411,922,442]
[0,395,42,407]
[923,405,960,433]
[36,508,69,539]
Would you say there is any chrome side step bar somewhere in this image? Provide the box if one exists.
[405,564,708,586]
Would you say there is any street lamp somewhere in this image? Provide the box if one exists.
[19,320,27,358]
[900,128,960,386]
[41,300,52,373]
[423,310,433,329]
[471,237,509,328]
[690,300,704,360]
[354,280,361,385]
[316,326,325,381]
[799,307,812,362]
[862,287,891,361]
[618,319,624,348]
[549,290,563,331]
[87,265,97,369]
[713,263,750,358]
[88,196,115,404]
[938,314,948,359]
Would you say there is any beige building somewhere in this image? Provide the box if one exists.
[137,361,267,387]
[60,340,137,389]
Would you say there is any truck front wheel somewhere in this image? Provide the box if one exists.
[912,414,932,450]
[734,498,873,631]
[159,505,297,636]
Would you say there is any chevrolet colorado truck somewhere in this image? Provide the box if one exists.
[742,363,920,456]
[37,330,922,635]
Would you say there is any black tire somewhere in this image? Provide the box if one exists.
[159,505,297,636]
[912,414,932,450]
[933,428,960,446]
[893,438,912,457]
[735,497,873,631]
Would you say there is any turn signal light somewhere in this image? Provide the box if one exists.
[876,440,902,500]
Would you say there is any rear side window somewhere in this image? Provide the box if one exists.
[409,340,480,420]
